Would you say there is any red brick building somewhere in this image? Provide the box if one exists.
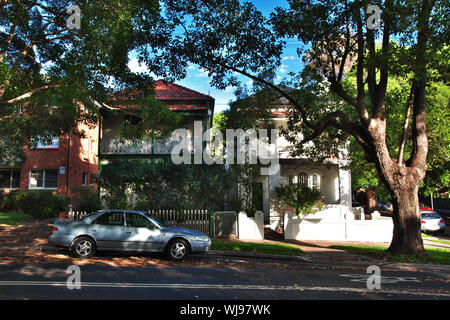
[0,122,99,197]
[1,80,214,200]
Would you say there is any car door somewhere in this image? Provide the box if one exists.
[90,211,129,250]
[124,212,162,251]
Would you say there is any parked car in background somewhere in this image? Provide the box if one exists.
[377,200,393,211]
[421,210,446,234]
[48,210,211,260]
[420,203,433,211]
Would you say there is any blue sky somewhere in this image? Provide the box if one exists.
[128,0,303,115]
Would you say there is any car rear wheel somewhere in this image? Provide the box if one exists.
[71,236,96,259]
[166,239,190,261]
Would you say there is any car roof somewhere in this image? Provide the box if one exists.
[102,209,148,214]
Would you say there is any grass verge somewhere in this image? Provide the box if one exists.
[331,245,450,265]
[0,211,34,226]
[421,233,450,245]
[211,240,303,256]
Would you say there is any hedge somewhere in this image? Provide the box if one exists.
[14,190,70,220]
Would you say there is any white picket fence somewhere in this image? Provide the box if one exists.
[67,208,211,235]
[68,210,91,220]
[149,209,211,235]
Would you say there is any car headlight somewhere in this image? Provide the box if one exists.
[189,235,210,241]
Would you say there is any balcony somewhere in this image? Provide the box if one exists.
[100,137,193,155]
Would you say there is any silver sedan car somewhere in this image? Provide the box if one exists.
[421,210,446,234]
[48,210,211,260]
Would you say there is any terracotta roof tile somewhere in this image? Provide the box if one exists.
[107,80,214,112]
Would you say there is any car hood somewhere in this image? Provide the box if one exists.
[162,227,207,237]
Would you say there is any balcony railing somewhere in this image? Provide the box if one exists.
[100,137,193,155]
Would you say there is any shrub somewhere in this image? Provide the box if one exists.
[276,183,324,217]
[1,191,19,211]
[71,187,101,212]
[14,190,69,220]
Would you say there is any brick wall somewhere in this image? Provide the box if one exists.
[19,123,99,197]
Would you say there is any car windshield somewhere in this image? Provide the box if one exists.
[146,215,167,228]
[421,212,440,219]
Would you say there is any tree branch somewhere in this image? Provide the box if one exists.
[212,59,316,130]
[0,84,71,106]
[397,81,415,166]
[0,22,16,63]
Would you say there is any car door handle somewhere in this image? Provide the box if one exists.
[90,229,97,233]
[126,231,133,235]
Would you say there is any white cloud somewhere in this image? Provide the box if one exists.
[214,104,230,114]
[188,65,196,70]
[128,58,148,74]
[224,86,235,92]
[282,55,296,61]
[197,68,210,77]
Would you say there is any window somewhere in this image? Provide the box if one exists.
[90,140,96,153]
[288,175,295,185]
[93,212,124,226]
[125,212,153,228]
[89,174,96,186]
[0,170,20,189]
[311,174,320,191]
[298,172,308,185]
[81,139,89,160]
[29,169,58,189]
[33,136,60,149]
[82,173,87,186]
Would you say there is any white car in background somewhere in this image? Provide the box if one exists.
[421,210,446,234]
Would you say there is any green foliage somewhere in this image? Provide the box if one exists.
[0,0,186,161]
[13,190,70,220]
[71,187,102,212]
[276,183,324,217]
[0,211,34,226]
[0,191,19,211]
[98,159,239,212]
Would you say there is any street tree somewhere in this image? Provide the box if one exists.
[0,0,183,162]
[161,0,449,256]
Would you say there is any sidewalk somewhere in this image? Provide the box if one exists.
[1,220,449,272]
[209,237,450,272]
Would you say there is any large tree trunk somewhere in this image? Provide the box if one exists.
[388,184,426,257]
[369,116,427,257]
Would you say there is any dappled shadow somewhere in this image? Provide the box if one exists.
[0,220,53,246]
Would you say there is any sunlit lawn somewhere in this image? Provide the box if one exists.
[211,240,303,256]
[331,245,450,265]
[0,211,34,226]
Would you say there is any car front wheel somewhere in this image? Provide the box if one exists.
[166,239,190,261]
[71,236,96,259]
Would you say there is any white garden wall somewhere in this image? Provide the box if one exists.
[284,206,393,243]
[238,211,264,240]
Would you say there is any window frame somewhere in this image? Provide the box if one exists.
[92,211,125,227]
[0,169,20,190]
[33,136,60,149]
[29,169,58,190]
[125,212,155,229]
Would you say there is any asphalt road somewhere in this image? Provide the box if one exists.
[0,259,448,303]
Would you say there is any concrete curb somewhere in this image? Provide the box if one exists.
[3,245,450,272]
[203,250,313,263]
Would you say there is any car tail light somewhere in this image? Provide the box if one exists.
[421,220,425,224]
[52,226,58,232]
[440,219,445,223]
